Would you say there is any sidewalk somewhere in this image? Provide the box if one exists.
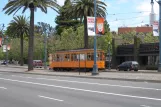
[0,65,161,83]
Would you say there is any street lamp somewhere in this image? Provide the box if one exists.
[0,24,5,46]
[5,36,9,66]
[108,42,111,70]
[37,23,48,70]
[156,0,161,72]
[92,0,99,75]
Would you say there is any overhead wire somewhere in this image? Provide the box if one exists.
[108,15,150,22]
[107,11,150,16]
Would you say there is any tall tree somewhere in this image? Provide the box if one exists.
[66,0,107,48]
[55,0,80,35]
[3,0,59,71]
[6,15,29,66]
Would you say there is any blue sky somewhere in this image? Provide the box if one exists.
[0,0,159,31]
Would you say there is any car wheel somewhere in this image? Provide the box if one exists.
[127,68,130,71]
[134,69,138,72]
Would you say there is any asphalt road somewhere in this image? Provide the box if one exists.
[0,72,161,107]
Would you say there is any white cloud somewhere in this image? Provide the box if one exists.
[108,20,123,31]
[136,0,159,15]
[117,0,128,4]
[134,0,159,26]
[57,0,65,6]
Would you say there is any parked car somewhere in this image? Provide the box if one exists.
[1,60,9,65]
[116,61,139,71]
[33,60,43,68]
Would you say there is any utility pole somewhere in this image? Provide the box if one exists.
[6,36,8,66]
[156,0,161,72]
[108,42,111,70]
[92,0,99,75]
[44,28,47,70]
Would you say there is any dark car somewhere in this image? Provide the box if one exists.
[117,61,139,71]
[1,60,9,65]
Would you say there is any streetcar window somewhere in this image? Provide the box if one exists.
[80,54,85,61]
[59,54,64,61]
[71,54,77,61]
[91,53,94,60]
[100,52,105,60]
[87,53,91,61]
[53,54,57,61]
[56,54,60,61]
[97,53,100,61]
[64,54,70,61]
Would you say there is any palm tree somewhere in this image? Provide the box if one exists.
[6,15,29,66]
[66,0,107,48]
[3,0,59,71]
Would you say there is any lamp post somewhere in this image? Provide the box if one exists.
[5,36,8,66]
[92,0,99,75]
[0,24,5,46]
[108,42,111,70]
[156,0,161,72]
[44,27,47,70]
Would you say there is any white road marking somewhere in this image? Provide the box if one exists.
[38,95,63,102]
[11,75,161,91]
[0,87,7,90]
[140,105,151,107]
[0,77,161,101]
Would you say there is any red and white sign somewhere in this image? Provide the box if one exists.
[87,17,95,36]
[153,21,159,36]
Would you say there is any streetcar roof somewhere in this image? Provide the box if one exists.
[55,48,104,53]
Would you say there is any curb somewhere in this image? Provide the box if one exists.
[104,70,161,74]
[0,66,27,69]
[0,70,161,83]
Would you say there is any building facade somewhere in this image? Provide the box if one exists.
[116,42,159,69]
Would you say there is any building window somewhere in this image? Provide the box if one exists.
[148,56,159,65]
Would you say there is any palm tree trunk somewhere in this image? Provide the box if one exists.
[20,34,24,66]
[28,7,34,71]
[84,16,88,49]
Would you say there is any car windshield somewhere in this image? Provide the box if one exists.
[132,61,138,64]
